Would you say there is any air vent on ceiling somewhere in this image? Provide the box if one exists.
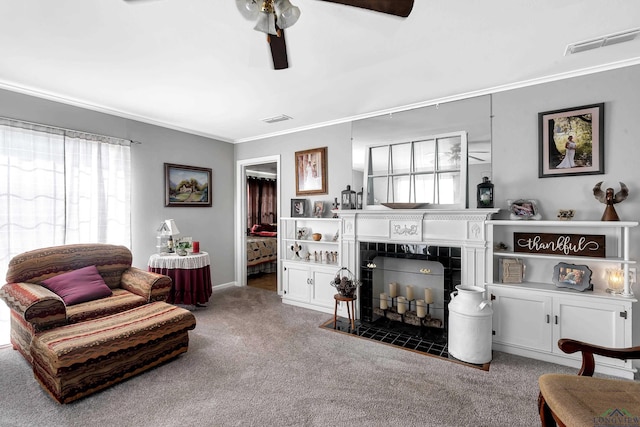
[565,28,640,56]
[262,114,293,124]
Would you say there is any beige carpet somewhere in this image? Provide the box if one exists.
[0,285,579,426]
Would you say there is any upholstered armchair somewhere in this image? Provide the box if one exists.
[538,338,640,426]
[0,244,172,363]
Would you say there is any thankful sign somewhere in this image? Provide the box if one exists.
[513,233,606,258]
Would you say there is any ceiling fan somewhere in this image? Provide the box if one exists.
[236,0,414,70]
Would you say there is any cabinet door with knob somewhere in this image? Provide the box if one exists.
[282,262,311,303]
[490,285,552,352]
[282,261,347,316]
[488,283,635,378]
[553,297,628,366]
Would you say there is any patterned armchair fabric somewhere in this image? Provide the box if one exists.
[0,244,172,363]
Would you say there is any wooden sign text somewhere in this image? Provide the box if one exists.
[513,233,605,258]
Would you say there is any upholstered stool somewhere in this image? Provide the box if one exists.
[30,302,196,403]
[334,294,357,330]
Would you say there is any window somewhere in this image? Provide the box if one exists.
[365,131,468,208]
[0,119,131,345]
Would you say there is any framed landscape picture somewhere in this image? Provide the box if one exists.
[295,147,327,195]
[538,103,604,178]
[165,163,212,207]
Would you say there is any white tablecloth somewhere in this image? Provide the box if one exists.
[148,252,210,270]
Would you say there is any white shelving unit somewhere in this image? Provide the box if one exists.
[280,217,346,315]
[485,220,638,379]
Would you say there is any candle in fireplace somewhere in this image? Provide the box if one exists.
[397,296,407,314]
[380,293,388,309]
[416,299,426,318]
[424,288,434,304]
[388,282,397,298]
[406,285,414,301]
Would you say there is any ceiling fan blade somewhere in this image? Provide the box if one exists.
[268,28,289,70]
[318,0,414,17]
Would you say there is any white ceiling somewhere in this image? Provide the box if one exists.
[0,0,639,144]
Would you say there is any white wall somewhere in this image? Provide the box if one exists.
[0,89,236,286]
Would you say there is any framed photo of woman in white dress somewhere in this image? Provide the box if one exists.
[538,103,604,178]
[295,147,328,195]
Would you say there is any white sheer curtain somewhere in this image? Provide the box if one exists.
[0,119,131,345]
[64,132,131,245]
[0,119,66,270]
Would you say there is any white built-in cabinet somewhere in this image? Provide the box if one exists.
[486,220,638,379]
[280,217,347,316]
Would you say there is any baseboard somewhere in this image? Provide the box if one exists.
[212,281,239,292]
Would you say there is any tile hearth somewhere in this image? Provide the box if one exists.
[320,318,490,371]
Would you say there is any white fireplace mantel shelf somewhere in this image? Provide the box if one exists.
[338,208,499,244]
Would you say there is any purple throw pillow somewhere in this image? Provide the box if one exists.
[41,265,113,306]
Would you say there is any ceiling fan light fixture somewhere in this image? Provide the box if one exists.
[274,0,300,29]
[236,0,261,20]
[254,10,278,35]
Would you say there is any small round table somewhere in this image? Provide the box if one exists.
[334,294,357,330]
[148,252,212,306]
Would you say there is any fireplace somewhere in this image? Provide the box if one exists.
[333,209,496,360]
[359,243,461,335]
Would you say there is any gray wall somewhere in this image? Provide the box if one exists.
[235,123,353,217]
[0,89,235,286]
[492,65,639,243]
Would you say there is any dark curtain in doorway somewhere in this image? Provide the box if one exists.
[247,177,277,228]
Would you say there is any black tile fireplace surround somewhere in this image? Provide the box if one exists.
[358,241,462,335]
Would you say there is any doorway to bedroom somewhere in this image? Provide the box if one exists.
[241,158,279,293]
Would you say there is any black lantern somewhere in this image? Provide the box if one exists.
[477,176,494,208]
[341,185,357,210]
[356,187,363,209]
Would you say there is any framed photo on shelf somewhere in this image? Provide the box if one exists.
[538,103,604,178]
[499,258,525,284]
[552,262,593,292]
[313,201,324,218]
[291,198,307,217]
[165,163,212,207]
[508,199,541,220]
[295,147,328,196]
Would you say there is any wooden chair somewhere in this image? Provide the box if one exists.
[538,338,640,426]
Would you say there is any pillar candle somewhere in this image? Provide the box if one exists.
[397,296,406,314]
[192,241,200,254]
[416,299,426,318]
[424,288,434,304]
[380,293,388,310]
[388,282,397,298]
[405,285,414,301]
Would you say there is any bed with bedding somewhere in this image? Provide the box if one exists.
[247,224,278,276]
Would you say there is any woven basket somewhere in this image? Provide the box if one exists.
[329,267,361,297]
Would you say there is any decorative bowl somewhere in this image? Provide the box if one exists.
[312,233,322,241]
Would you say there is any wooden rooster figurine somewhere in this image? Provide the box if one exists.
[593,181,628,221]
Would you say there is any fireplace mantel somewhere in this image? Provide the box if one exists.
[338,209,499,287]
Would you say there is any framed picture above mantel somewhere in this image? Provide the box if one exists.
[538,103,604,178]
[513,232,605,258]
[295,147,328,196]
